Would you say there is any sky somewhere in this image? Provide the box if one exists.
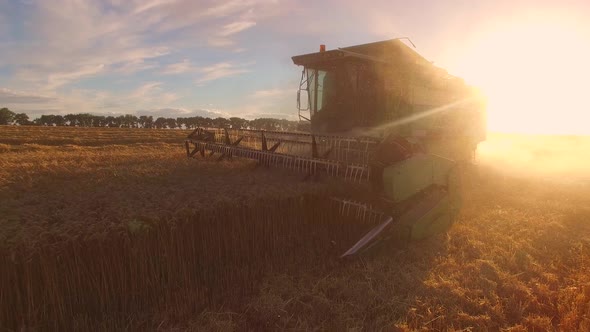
[1,0,589,133]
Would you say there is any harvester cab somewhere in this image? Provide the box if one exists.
[185,38,487,257]
[293,39,486,152]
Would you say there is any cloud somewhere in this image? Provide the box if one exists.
[191,108,230,118]
[13,64,109,92]
[132,0,178,14]
[161,59,196,75]
[218,20,257,37]
[129,0,280,36]
[112,59,159,75]
[229,105,297,120]
[137,107,229,118]
[226,99,297,121]
[226,83,299,120]
[130,82,163,97]
[207,37,235,48]
[0,88,57,104]
[205,20,256,48]
[161,60,251,84]
[126,82,178,105]
[248,111,298,120]
[252,88,292,98]
[195,62,251,84]
[46,64,107,90]
[201,1,249,18]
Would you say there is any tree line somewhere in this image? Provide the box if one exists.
[0,107,303,131]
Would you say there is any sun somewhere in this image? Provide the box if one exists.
[451,15,590,135]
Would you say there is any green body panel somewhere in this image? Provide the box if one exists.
[405,195,451,240]
[380,154,461,240]
[408,176,463,241]
[382,154,455,203]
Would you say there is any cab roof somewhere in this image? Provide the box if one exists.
[291,39,431,67]
[291,38,454,80]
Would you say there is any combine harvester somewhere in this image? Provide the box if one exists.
[185,39,486,257]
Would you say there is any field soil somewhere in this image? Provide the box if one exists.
[1,126,590,331]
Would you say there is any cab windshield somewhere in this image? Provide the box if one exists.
[306,68,338,115]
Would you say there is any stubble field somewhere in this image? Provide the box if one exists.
[1,125,590,331]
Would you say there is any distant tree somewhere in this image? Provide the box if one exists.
[297,121,311,132]
[92,115,106,127]
[176,117,185,129]
[138,115,153,128]
[145,115,153,128]
[194,116,204,128]
[37,114,56,126]
[0,107,15,125]
[76,113,94,127]
[276,119,298,131]
[14,113,30,125]
[119,114,138,128]
[229,117,247,129]
[54,115,65,126]
[113,116,123,127]
[22,111,297,131]
[64,114,78,126]
[116,115,127,127]
[201,117,213,128]
[249,118,262,130]
[154,117,167,129]
[250,118,280,130]
[182,116,198,129]
[104,116,116,127]
[165,118,177,129]
[212,117,230,128]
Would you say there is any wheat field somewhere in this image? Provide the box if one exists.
[1,126,589,331]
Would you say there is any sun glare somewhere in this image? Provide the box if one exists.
[451,15,590,135]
